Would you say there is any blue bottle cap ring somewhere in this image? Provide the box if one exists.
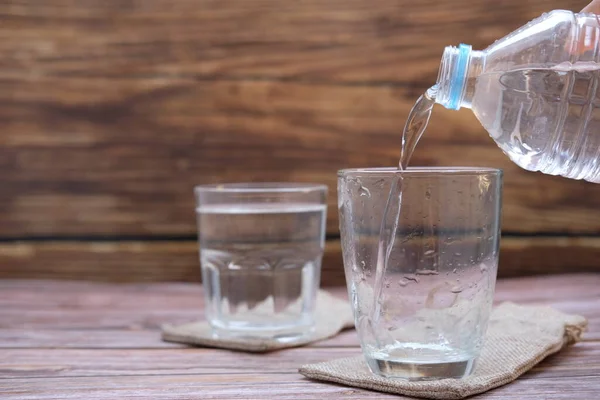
[448,44,472,110]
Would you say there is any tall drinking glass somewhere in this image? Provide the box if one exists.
[338,168,502,380]
[195,183,327,342]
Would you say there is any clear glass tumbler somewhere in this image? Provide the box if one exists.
[338,168,502,380]
[195,183,327,342]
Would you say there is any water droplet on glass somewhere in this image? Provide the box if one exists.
[358,186,371,197]
[404,274,420,283]
[365,269,372,277]
[450,286,463,294]
[424,249,435,256]
[454,252,462,256]
[384,278,391,288]
[425,189,431,200]
[480,264,488,273]
[398,279,409,287]
[452,268,457,274]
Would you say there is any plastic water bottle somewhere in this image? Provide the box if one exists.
[435,10,600,183]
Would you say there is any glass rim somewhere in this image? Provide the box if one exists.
[338,166,502,177]
[194,182,328,194]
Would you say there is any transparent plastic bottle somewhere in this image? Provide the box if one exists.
[436,10,600,183]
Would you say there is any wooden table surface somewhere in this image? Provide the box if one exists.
[1,274,599,399]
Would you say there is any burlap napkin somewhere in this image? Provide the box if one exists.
[300,302,587,399]
[162,289,354,352]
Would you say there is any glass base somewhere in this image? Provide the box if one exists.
[210,321,315,344]
[365,355,476,380]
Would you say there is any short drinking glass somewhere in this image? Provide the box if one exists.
[195,183,327,342]
[338,168,502,380]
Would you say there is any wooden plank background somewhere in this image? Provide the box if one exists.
[1,0,599,283]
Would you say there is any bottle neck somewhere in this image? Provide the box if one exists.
[435,44,484,110]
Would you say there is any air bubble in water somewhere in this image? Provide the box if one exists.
[416,269,439,275]
[450,286,463,294]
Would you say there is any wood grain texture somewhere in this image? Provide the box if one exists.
[0,275,598,399]
[1,274,599,348]
[0,0,586,84]
[1,237,599,284]
[1,0,599,240]
[2,344,599,379]
[1,78,599,236]
[2,375,600,400]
